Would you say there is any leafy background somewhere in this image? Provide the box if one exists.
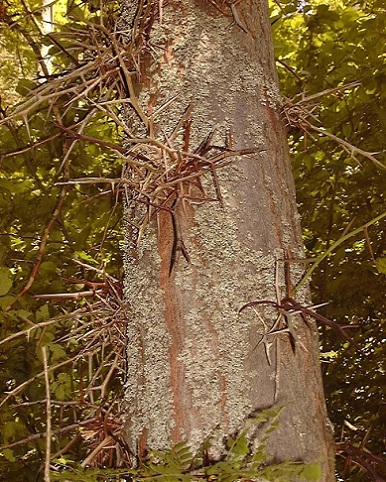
[0,0,385,480]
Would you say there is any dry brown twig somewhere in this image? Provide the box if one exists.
[42,346,52,482]
[1,273,128,467]
[1,11,147,309]
[337,440,386,482]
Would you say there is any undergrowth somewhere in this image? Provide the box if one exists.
[50,406,321,482]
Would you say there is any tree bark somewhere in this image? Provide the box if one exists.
[122,0,335,479]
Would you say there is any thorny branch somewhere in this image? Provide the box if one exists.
[1,264,129,467]
[282,82,385,170]
[5,186,67,311]
[240,296,360,349]
[337,441,386,482]
[1,0,262,290]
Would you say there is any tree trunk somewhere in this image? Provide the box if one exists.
[121,0,335,479]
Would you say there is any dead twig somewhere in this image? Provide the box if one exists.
[42,346,51,482]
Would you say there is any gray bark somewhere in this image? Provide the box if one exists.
[121,0,335,479]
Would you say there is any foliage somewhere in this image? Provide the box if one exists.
[0,1,126,480]
[271,0,386,480]
[0,0,385,481]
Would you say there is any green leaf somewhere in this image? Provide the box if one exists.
[74,251,99,265]
[0,267,13,296]
[1,448,16,462]
[39,261,58,275]
[36,304,50,322]
[16,78,37,96]
[0,295,15,309]
[375,257,386,274]
[47,342,67,363]
[227,430,249,459]
[2,420,25,444]
[301,462,322,481]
